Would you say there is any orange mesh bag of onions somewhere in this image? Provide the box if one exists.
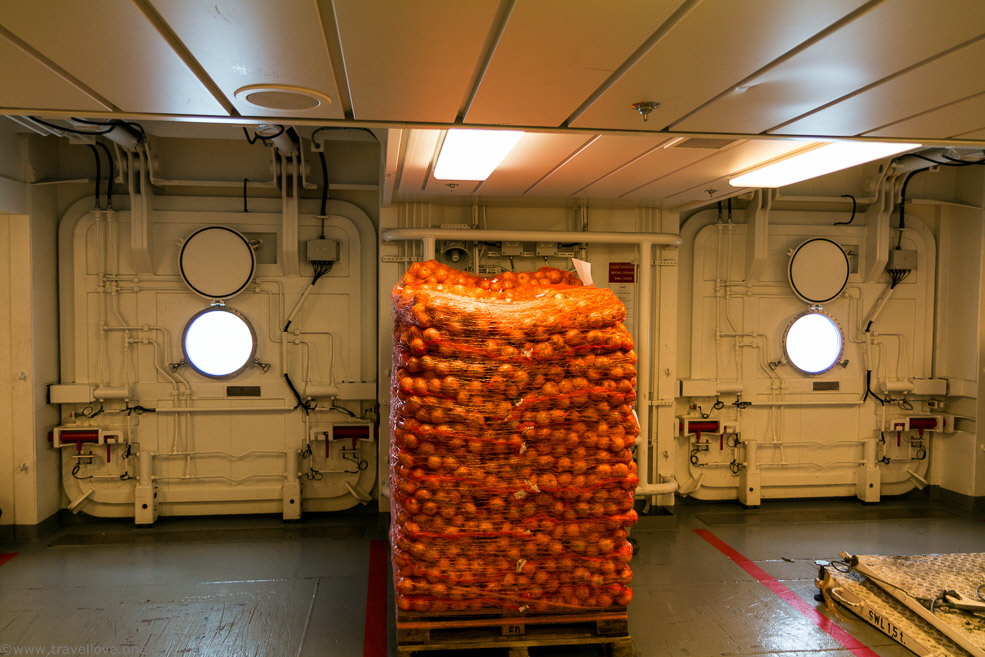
[390,260,639,615]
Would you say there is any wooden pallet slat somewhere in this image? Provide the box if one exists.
[395,607,633,656]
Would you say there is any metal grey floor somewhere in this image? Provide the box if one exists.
[0,497,982,656]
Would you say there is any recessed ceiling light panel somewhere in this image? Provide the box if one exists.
[434,129,524,181]
[729,141,919,188]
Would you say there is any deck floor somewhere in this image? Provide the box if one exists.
[0,496,982,656]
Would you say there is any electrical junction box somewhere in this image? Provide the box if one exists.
[306,238,340,262]
[501,241,523,256]
[536,242,557,256]
[48,383,94,404]
[887,249,917,270]
[911,378,947,396]
[337,382,377,400]
[679,379,718,398]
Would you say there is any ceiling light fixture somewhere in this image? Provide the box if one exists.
[729,140,920,188]
[434,129,524,181]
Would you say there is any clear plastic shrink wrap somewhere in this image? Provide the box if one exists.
[390,260,639,614]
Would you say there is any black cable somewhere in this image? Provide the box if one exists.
[243,178,249,213]
[123,121,145,139]
[341,448,369,473]
[834,194,856,225]
[71,117,145,139]
[864,370,889,405]
[897,167,932,246]
[71,462,92,480]
[71,117,112,128]
[80,404,104,418]
[284,373,316,415]
[94,141,114,208]
[311,260,334,285]
[888,267,910,289]
[910,153,950,166]
[330,401,357,418]
[86,144,101,209]
[242,127,259,144]
[318,149,329,221]
[904,152,985,168]
[310,126,380,144]
[942,153,985,166]
[30,116,113,136]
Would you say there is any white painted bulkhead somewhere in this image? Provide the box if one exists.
[54,195,378,519]
[1,123,985,536]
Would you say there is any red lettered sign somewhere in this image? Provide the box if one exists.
[608,262,635,283]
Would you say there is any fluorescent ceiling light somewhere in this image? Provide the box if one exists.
[434,129,524,181]
[729,140,919,188]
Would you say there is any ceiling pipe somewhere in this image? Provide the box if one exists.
[382,227,681,260]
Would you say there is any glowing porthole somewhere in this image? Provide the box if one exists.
[182,307,257,379]
[783,311,844,375]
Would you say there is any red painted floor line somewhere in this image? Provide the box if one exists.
[694,529,880,657]
[0,553,17,567]
[363,539,388,657]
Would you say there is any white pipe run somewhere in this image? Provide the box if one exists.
[382,227,682,498]
[382,227,682,261]
[153,406,296,414]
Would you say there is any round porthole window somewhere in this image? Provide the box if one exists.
[783,311,844,376]
[182,307,257,379]
[788,238,849,304]
[179,226,256,301]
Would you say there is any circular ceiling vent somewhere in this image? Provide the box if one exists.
[788,238,849,305]
[234,84,332,111]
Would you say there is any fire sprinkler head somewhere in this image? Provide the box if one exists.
[631,101,661,122]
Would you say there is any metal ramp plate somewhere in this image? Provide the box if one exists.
[817,553,985,657]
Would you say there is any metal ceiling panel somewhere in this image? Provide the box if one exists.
[868,92,985,140]
[676,0,985,134]
[569,0,870,131]
[0,36,109,112]
[423,178,481,197]
[0,0,227,115]
[954,126,985,141]
[332,0,501,123]
[625,139,812,202]
[513,134,669,197]
[147,0,343,120]
[576,140,731,199]
[464,0,681,127]
[394,129,441,195]
[476,133,600,197]
[775,37,985,138]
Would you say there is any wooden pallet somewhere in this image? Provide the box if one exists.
[395,609,634,656]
